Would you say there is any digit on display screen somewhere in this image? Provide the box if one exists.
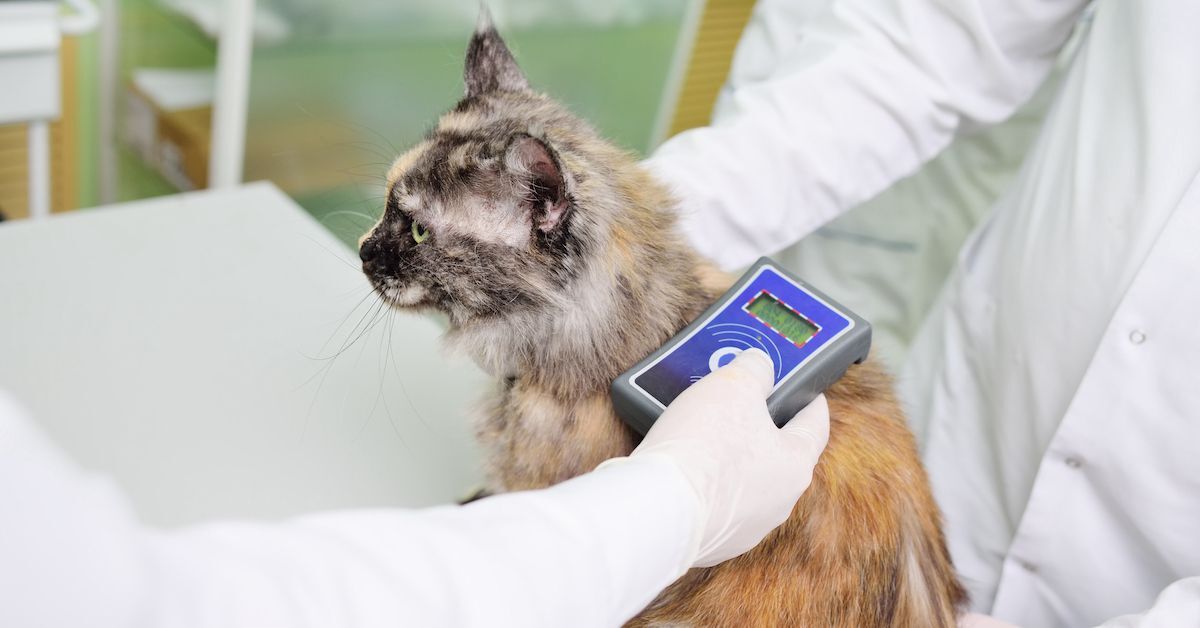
[745,291,820,347]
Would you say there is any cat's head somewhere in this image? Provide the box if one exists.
[360,15,703,386]
[360,16,625,328]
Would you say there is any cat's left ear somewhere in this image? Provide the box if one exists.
[464,8,529,97]
[508,135,569,233]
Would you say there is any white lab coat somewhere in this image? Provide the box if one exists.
[648,0,1200,626]
[0,391,697,628]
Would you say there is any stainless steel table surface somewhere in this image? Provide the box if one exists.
[0,182,486,526]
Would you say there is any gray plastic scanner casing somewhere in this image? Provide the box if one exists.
[611,257,871,435]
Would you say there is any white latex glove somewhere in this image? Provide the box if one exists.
[613,348,830,568]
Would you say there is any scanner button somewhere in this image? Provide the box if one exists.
[708,347,743,373]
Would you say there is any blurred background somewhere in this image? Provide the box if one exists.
[0,0,774,525]
[0,0,759,245]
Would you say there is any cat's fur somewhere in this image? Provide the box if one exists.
[360,17,967,626]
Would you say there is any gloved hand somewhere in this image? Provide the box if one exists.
[618,348,830,568]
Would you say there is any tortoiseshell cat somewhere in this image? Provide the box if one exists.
[360,17,967,627]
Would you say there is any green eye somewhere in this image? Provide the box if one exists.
[411,220,430,243]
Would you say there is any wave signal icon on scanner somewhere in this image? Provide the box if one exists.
[705,323,784,380]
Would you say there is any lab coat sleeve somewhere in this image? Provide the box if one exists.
[147,457,698,628]
[1097,578,1200,628]
[645,0,1089,269]
[0,391,699,628]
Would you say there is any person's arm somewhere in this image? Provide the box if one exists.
[647,0,1089,269]
[0,350,826,628]
[0,393,692,628]
[143,456,698,628]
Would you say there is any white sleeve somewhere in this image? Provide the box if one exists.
[1097,578,1200,628]
[146,458,697,628]
[0,392,699,628]
[646,0,1089,269]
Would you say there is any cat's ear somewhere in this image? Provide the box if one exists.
[464,7,529,97]
[508,135,569,233]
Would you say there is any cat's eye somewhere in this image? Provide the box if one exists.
[411,220,430,244]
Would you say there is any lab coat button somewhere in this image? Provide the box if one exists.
[1129,329,1147,345]
[1017,559,1038,573]
[1064,456,1084,469]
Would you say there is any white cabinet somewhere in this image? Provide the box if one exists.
[0,2,61,125]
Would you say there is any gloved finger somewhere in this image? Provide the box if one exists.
[707,348,774,398]
[780,393,830,458]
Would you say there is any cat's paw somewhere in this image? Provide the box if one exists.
[458,487,493,505]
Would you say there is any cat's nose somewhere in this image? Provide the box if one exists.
[359,237,381,264]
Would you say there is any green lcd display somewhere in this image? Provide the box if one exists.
[746,291,819,347]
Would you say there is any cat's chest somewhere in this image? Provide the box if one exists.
[478,379,636,491]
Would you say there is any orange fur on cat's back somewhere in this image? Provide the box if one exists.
[630,360,964,626]
[486,355,964,627]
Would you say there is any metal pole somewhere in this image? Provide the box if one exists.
[28,120,51,219]
[209,0,255,189]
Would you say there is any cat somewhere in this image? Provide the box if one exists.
[359,16,967,627]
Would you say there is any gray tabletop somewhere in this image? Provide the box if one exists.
[0,182,486,526]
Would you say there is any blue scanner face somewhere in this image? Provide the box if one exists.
[630,265,853,409]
